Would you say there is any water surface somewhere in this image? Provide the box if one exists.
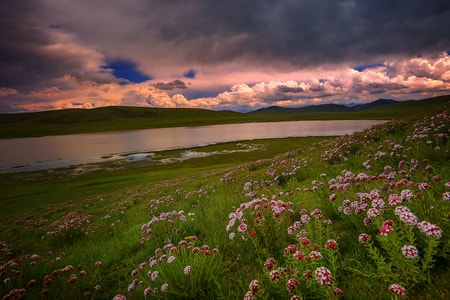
[0,120,385,172]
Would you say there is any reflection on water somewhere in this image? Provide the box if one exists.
[0,120,386,173]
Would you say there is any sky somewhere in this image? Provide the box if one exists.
[1,0,450,113]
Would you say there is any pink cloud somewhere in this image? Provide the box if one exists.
[1,52,449,113]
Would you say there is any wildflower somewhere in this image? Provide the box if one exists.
[315,267,332,285]
[161,283,169,292]
[284,244,297,255]
[290,296,302,300]
[244,290,255,300]
[293,251,306,260]
[131,268,138,276]
[250,231,257,237]
[94,261,102,267]
[264,257,276,270]
[94,285,102,291]
[371,198,385,208]
[144,287,152,297]
[334,287,344,295]
[401,245,419,259]
[417,221,443,238]
[238,222,247,233]
[400,190,414,202]
[68,274,78,283]
[380,220,394,236]
[309,251,323,261]
[269,269,281,281]
[367,208,380,218]
[389,284,406,296]
[113,294,127,300]
[301,214,311,223]
[27,279,37,287]
[325,239,338,249]
[229,232,236,240]
[397,210,418,225]
[249,279,260,294]
[44,275,52,285]
[443,192,450,201]
[358,233,371,243]
[303,269,312,279]
[300,237,310,246]
[286,277,300,293]
[167,256,175,263]
[184,265,192,275]
[150,271,159,281]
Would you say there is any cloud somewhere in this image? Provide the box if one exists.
[151,80,188,91]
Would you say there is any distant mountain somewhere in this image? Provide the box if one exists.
[249,99,398,114]
[351,99,397,111]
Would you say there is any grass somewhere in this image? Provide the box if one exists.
[0,101,449,299]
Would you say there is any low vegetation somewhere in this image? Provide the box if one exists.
[0,101,449,299]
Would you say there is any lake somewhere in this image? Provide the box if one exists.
[0,120,386,173]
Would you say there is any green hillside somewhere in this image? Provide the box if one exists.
[0,95,448,138]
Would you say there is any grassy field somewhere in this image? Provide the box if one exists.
[0,95,448,138]
[0,100,449,299]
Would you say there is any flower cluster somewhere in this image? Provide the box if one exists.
[125,238,220,297]
[226,195,295,240]
[42,212,95,238]
[140,210,187,243]
[401,245,419,259]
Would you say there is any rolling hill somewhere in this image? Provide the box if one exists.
[0,95,448,138]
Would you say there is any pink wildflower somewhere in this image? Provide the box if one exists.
[325,239,338,249]
[269,269,281,282]
[380,220,394,236]
[68,274,78,283]
[401,245,419,259]
[417,221,443,238]
[315,267,332,285]
[264,257,276,270]
[243,290,255,300]
[388,194,402,206]
[113,294,127,300]
[367,208,380,218]
[309,251,323,261]
[443,192,450,201]
[249,279,260,294]
[286,277,300,293]
[293,251,306,260]
[184,265,192,275]
[150,271,159,281]
[400,190,414,202]
[359,233,371,244]
[238,223,247,233]
[284,244,297,255]
[161,283,168,292]
[389,284,406,296]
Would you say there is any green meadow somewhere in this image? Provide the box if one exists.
[0,96,449,299]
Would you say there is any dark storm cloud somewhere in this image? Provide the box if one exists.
[277,85,304,93]
[0,0,115,92]
[3,0,449,88]
[152,80,188,91]
[127,0,450,67]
